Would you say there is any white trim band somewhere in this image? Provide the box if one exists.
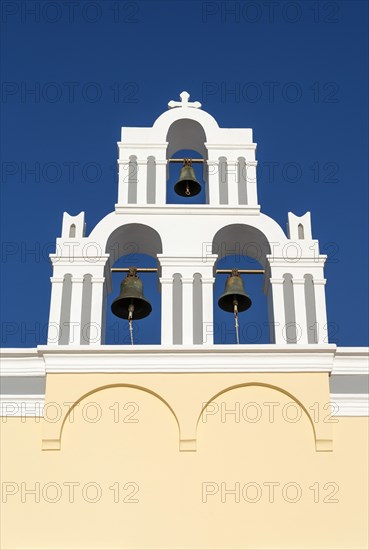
[330,393,369,416]
[0,395,44,417]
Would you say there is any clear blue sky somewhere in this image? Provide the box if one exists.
[1,0,368,347]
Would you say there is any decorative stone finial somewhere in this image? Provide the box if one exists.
[168,91,202,109]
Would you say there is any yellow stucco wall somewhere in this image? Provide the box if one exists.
[1,374,368,550]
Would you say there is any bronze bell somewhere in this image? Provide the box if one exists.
[174,159,201,197]
[111,267,152,320]
[218,269,252,313]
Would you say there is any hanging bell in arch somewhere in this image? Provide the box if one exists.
[111,267,152,320]
[218,269,252,314]
[174,159,201,197]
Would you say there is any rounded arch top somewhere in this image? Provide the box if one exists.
[153,105,220,143]
[166,119,208,158]
[212,217,287,267]
[105,222,163,264]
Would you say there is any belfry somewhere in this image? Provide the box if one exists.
[47,90,328,347]
[1,92,368,550]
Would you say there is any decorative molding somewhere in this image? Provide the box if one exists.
[35,344,337,374]
[114,205,261,216]
[1,346,367,377]
[0,349,45,376]
[330,393,369,416]
[331,348,369,375]
[0,395,44,416]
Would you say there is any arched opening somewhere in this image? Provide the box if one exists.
[69,224,76,238]
[212,224,271,344]
[105,224,163,345]
[166,119,208,205]
[298,223,305,239]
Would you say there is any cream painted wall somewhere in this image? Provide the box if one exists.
[1,379,368,550]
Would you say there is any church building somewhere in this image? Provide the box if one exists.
[1,92,368,550]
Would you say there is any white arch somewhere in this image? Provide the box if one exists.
[152,106,220,142]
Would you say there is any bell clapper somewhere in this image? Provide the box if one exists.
[233,299,240,345]
[128,303,134,345]
[185,183,190,196]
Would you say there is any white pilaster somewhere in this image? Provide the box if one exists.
[155,160,167,205]
[201,277,215,344]
[227,161,239,206]
[69,277,84,345]
[118,161,130,205]
[47,277,64,344]
[160,277,173,345]
[89,277,106,344]
[313,278,328,344]
[269,278,286,344]
[207,160,220,205]
[292,278,309,344]
[246,161,258,206]
[136,160,147,205]
[182,277,194,345]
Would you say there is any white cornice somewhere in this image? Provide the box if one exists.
[330,394,369,416]
[0,395,44,416]
[0,349,45,376]
[1,346,367,376]
[34,344,337,373]
[331,347,369,375]
[114,205,261,216]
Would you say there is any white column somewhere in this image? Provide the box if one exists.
[227,160,239,206]
[207,160,220,205]
[313,278,328,344]
[292,278,308,344]
[47,276,64,344]
[69,277,84,345]
[160,277,173,345]
[155,160,167,205]
[89,277,106,344]
[136,160,147,205]
[118,161,130,205]
[269,278,286,344]
[201,277,215,344]
[182,277,194,345]
[246,161,258,206]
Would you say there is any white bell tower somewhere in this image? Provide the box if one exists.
[47,91,329,347]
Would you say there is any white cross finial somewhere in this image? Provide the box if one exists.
[168,91,202,109]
